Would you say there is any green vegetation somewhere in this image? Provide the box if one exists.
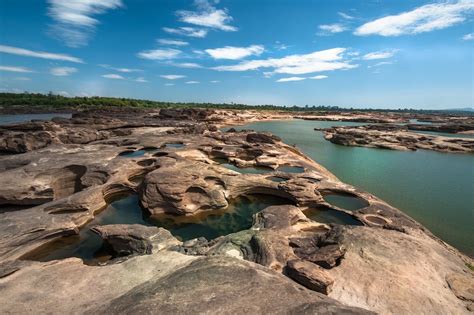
[0,92,471,114]
[467,263,474,272]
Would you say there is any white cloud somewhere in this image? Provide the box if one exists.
[355,1,474,36]
[338,12,355,20]
[50,67,78,76]
[171,62,203,68]
[135,77,148,83]
[47,0,123,47]
[102,73,124,79]
[0,45,83,63]
[310,75,328,80]
[318,23,348,34]
[210,80,220,83]
[160,75,186,80]
[363,49,398,60]
[163,27,208,38]
[99,64,142,72]
[186,80,200,84]
[164,83,175,86]
[274,41,289,50]
[137,48,182,60]
[367,61,393,68]
[214,48,357,75]
[157,39,189,46]
[0,66,34,73]
[276,77,306,82]
[205,45,264,60]
[177,0,237,32]
[462,33,474,40]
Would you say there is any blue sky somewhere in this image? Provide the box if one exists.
[0,0,473,109]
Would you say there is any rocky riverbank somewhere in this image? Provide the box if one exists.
[317,124,474,153]
[0,108,473,314]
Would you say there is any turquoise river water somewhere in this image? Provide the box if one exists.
[234,120,474,256]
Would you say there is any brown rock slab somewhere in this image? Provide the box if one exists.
[286,259,335,295]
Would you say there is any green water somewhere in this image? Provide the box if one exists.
[28,194,293,263]
[304,207,363,226]
[323,194,369,211]
[149,194,292,241]
[235,120,474,256]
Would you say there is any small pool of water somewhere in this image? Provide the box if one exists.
[119,150,147,158]
[221,163,273,174]
[276,165,305,173]
[163,143,184,148]
[304,207,363,226]
[322,193,369,211]
[24,195,149,263]
[149,194,292,241]
[25,193,293,263]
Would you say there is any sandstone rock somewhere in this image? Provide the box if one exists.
[90,224,179,256]
[93,256,369,314]
[446,273,474,302]
[286,259,335,294]
[320,125,474,153]
[246,132,281,144]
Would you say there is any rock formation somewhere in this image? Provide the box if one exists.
[0,108,472,314]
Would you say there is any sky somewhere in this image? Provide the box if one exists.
[0,0,473,109]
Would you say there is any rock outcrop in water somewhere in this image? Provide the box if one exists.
[0,108,472,314]
[317,124,474,153]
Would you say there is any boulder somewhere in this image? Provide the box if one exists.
[246,132,281,144]
[286,259,335,294]
[90,224,179,256]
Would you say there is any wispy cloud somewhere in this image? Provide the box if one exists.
[186,80,200,84]
[214,48,357,75]
[338,12,355,20]
[135,77,148,83]
[0,65,33,73]
[170,62,203,68]
[164,83,175,86]
[50,67,78,76]
[462,33,474,40]
[0,44,83,63]
[177,0,237,32]
[162,27,208,38]
[355,1,474,36]
[99,64,142,72]
[276,77,306,82]
[47,0,123,47]
[160,75,186,80]
[210,80,220,83]
[157,39,189,46]
[318,23,348,35]
[274,41,289,50]
[363,49,398,60]
[137,48,182,60]
[205,45,264,60]
[102,73,125,79]
[367,61,393,68]
[14,77,31,81]
[310,75,328,80]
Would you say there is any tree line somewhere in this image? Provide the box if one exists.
[0,92,469,114]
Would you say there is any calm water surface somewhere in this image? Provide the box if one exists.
[235,120,474,256]
[0,113,72,125]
